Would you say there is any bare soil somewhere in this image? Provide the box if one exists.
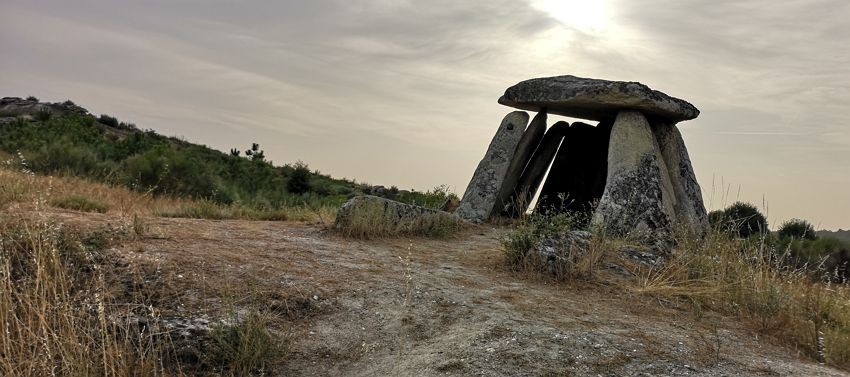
[41,209,849,376]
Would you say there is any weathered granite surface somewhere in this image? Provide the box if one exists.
[509,121,571,216]
[456,111,529,223]
[498,75,699,123]
[495,110,547,215]
[592,111,675,250]
[653,123,709,234]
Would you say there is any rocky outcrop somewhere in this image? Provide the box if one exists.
[494,110,547,215]
[456,111,529,223]
[533,230,593,276]
[592,111,674,250]
[498,75,699,123]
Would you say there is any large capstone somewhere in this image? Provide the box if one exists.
[592,111,675,250]
[537,121,610,215]
[494,110,547,215]
[456,111,530,223]
[498,75,699,123]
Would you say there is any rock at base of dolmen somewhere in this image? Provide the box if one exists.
[592,111,675,251]
[498,75,699,123]
[456,111,530,223]
[494,110,547,216]
[335,195,459,237]
[653,123,709,234]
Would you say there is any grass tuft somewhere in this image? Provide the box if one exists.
[49,194,109,213]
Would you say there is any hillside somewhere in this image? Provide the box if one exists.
[0,96,452,214]
[819,229,850,244]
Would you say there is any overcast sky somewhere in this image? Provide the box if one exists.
[1,0,848,229]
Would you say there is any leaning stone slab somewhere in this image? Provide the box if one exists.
[653,123,709,234]
[456,111,530,223]
[508,121,571,216]
[494,110,547,215]
[498,75,699,123]
[335,195,461,237]
[592,111,676,251]
[537,121,609,214]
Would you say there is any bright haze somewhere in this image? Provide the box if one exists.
[1,0,848,229]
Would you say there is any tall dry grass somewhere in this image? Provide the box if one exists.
[630,229,850,368]
[0,214,176,376]
[0,166,336,223]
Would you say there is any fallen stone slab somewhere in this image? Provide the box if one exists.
[498,75,699,123]
[456,111,530,223]
[335,195,462,237]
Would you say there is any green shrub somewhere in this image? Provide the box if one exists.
[49,195,109,213]
[778,218,817,240]
[287,161,311,194]
[98,114,119,127]
[712,202,769,238]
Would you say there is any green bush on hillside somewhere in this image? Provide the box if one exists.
[778,218,817,240]
[710,202,769,238]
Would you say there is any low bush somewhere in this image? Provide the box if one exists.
[49,194,109,213]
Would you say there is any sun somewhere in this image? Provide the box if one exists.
[530,0,611,32]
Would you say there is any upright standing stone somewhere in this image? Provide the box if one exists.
[537,122,610,214]
[592,111,676,250]
[494,110,547,215]
[508,121,570,216]
[456,111,530,223]
[653,123,709,234]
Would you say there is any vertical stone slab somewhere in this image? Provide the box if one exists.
[653,123,709,234]
[592,111,676,250]
[455,111,530,223]
[537,121,610,214]
[494,110,547,215]
[509,121,570,216]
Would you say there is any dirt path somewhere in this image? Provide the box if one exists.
[42,210,848,376]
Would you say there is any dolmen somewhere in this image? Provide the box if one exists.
[455,75,708,250]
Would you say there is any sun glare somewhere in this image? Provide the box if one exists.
[531,0,611,32]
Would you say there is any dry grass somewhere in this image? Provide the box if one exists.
[629,230,850,369]
[0,166,336,223]
[0,214,175,376]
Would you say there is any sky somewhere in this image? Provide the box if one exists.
[1,0,848,229]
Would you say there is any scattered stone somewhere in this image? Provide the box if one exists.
[495,110,547,215]
[456,111,530,223]
[619,245,666,266]
[498,75,699,123]
[510,121,570,216]
[591,111,674,251]
[533,230,592,276]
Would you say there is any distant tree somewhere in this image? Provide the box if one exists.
[287,161,311,194]
[245,143,265,162]
[721,202,769,238]
[230,148,241,157]
[25,96,38,102]
[778,218,817,240]
[98,114,119,128]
